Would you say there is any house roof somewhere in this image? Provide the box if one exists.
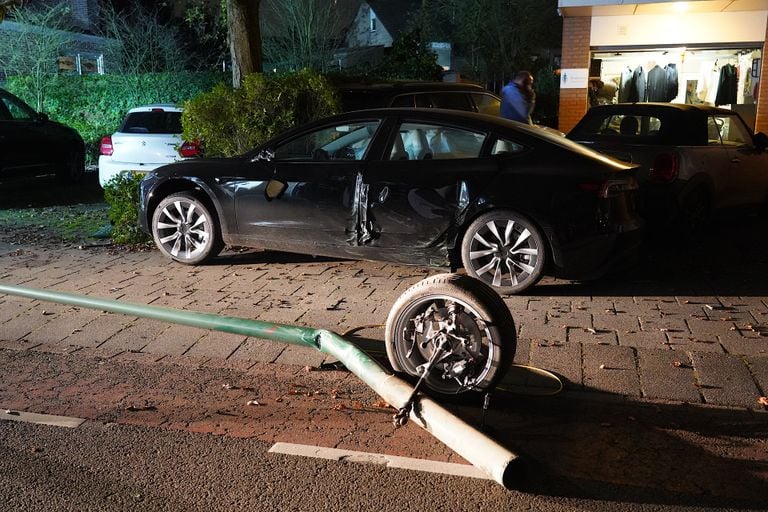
[367,0,421,36]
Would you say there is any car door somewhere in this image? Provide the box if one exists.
[360,119,495,261]
[234,119,381,250]
[0,91,46,173]
[709,113,768,206]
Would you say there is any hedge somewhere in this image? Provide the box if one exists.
[5,72,227,163]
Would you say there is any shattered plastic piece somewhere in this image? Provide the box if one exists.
[246,400,262,406]
[599,364,606,369]
[222,383,237,390]
[672,361,692,369]
[586,328,597,334]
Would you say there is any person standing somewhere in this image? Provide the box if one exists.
[501,71,535,124]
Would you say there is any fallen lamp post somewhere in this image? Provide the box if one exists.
[0,282,522,488]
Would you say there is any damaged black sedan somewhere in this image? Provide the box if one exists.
[138,109,642,294]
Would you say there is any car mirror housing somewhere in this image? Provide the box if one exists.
[264,179,287,201]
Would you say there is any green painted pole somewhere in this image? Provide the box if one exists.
[0,283,522,487]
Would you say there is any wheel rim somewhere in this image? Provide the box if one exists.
[468,218,540,288]
[392,295,497,394]
[155,199,211,260]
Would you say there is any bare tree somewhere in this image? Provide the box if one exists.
[227,0,262,88]
[261,0,349,73]
[0,3,73,110]
[99,3,189,74]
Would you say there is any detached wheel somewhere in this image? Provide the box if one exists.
[152,193,223,265]
[461,210,546,295]
[385,273,515,395]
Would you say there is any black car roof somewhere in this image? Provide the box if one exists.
[336,82,493,94]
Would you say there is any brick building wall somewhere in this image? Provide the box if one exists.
[558,16,591,134]
[756,22,768,135]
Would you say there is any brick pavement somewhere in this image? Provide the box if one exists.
[1,232,767,413]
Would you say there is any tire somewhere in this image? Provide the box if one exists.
[384,273,516,395]
[460,210,546,295]
[151,193,224,265]
[56,148,85,183]
[677,187,711,235]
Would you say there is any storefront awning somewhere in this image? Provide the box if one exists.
[559,0,768,17]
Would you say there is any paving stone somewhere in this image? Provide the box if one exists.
[637,349,701,403]
[228,337,287,363]
[185,331,246,359]
[93,319,169,355]
[520,323,567,344]
[582,344,640,397]
[141,324,207,356]
[718,337,768,357]
[529,342,581,389]
[747,356,768,397]
[691,352,762,409]
[639,315,690,336]
[568,327,617,345]
[275,345,327,367]
[593,313,640,333]
[617,329,669,350]
[65,313,135,348]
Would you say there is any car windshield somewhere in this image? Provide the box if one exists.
[120,111,183,134]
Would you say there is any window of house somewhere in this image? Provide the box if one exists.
[370,10,377,31]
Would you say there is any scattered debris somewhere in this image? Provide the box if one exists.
[372,399,392,409]
[758,397,768,407]
[246,399,262,406]
[586,328,597,334]
[672,361,692,369]
[126,402,156,412]
[222,383,237,390]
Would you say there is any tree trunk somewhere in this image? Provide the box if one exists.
[227,0,262,88]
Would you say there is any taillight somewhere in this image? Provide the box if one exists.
[649,153,679,182]
[178,140,200,158]
[100,135,113,156]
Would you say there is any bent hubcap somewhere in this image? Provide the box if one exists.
[469,219,539,288]
[155,200,210,260]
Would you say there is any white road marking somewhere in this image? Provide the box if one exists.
[1,409,85,428]
[268,442,491,480]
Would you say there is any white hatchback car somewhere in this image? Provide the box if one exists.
[98,104,198,187]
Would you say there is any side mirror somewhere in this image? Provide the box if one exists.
[754,132,768,152]
[264,179,287,201]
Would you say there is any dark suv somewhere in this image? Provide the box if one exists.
[337,82,501,115]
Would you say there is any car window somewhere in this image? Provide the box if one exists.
[389,122,486,160]
[491,137,525,155]
[577,113,663,139]
[430,92,473,111]
[472,93,501,116]
[120,111,183,134]
[274,121,381,161]
[708,114,752,146]
[0,93,36,121]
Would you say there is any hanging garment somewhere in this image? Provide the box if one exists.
[664,63,678,101]
[715,64,738,106]
[629,66,646,102]
[618,67,633,103]
[697,61,720,104]
[646,65,667,101]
